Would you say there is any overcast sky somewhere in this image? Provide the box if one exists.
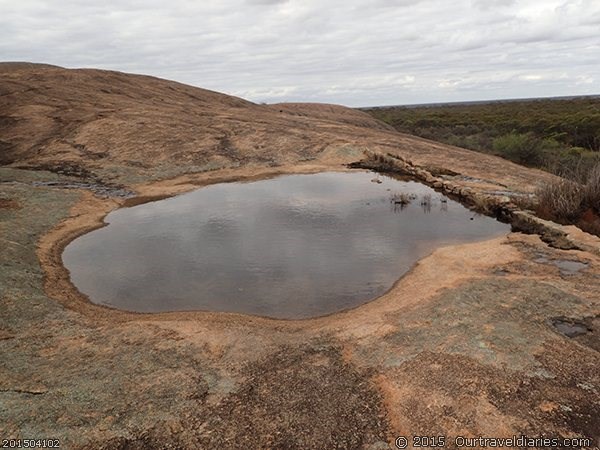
[1,0,599,106]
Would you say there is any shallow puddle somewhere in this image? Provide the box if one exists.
[534,256,588,276]
[63,171,510,318]
[553,259,588,276]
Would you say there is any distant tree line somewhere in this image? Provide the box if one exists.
[364,97,600,177]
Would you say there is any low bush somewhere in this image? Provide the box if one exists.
[536,160,600,224]
[536,178,584,222]
[492,133,539,166]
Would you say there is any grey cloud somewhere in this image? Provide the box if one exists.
[0,0,598,106]
[472,0,516,11]
[246,0,289,5]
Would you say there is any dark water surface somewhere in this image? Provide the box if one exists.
[63,172,509,318]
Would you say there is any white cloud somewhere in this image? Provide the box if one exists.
[0,0,598,106]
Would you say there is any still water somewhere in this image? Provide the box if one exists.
[63,172,509,319]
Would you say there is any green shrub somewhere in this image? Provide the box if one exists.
[551,149,600,181]
[492,133,549,167]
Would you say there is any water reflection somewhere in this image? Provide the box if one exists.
[63,171,510,319]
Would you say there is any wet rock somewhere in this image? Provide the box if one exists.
[550,317,592,338]
[31,181,135,198]
[553,259,588,276]
[511,211,581,251]
[534,257,588,276]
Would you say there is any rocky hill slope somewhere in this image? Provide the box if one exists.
[0,63,393,182]
[1,62,557,194]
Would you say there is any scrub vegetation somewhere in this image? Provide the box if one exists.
[363,97,600,175]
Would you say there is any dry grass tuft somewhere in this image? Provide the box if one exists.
[536,179,584,222]
[536,161,600,225]
[390,192,413,205]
